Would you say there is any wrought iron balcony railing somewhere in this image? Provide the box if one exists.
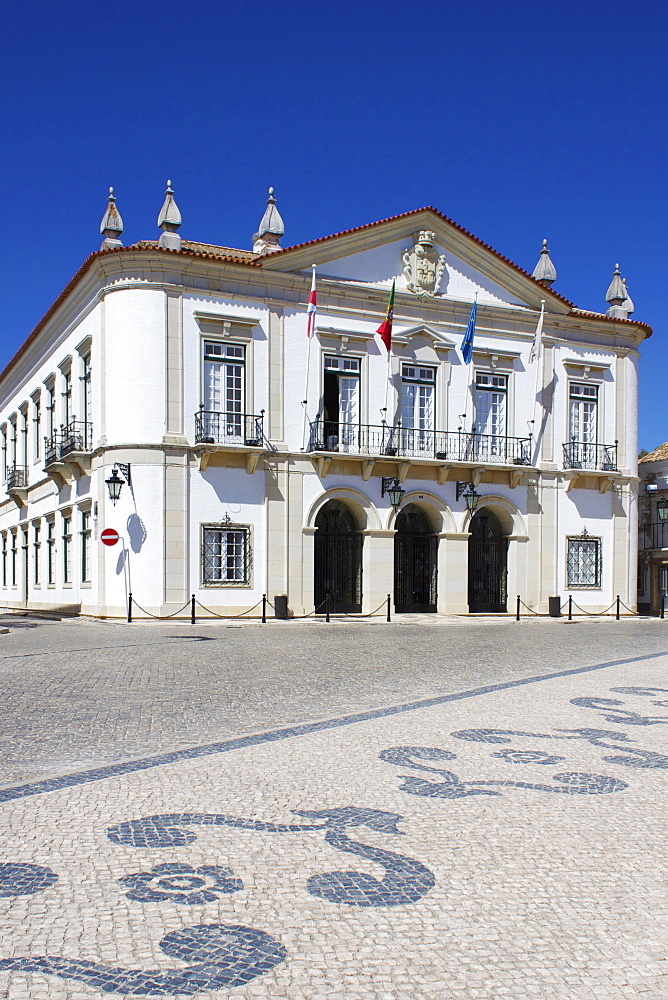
[641,522,668,550]
[6,465,27,491]
[195,408,264,447]
[44,421,93,466]
[307,420,532,465]
[562,440,618,472]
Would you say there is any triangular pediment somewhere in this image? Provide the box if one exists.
[392,324,456,350]
[261,207,571,314]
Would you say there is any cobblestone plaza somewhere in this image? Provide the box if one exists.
[0,616,667,998]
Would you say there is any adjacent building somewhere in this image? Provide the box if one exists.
[0,185,650,617]
[637,444,668,613]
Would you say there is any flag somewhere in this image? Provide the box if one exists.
[461,299,477,364]
[377,280,395,352]
[529,300,545,364]
[306,267,317,338]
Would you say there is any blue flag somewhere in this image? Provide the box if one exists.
[461,299,477,364]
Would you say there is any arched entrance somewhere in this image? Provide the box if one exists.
[468,509,507,613]
[394,504,438,613]
[314,501,362,612]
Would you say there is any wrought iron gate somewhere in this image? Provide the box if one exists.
[394,507,437,613]
[314,504,362,613]
[468,511,507,613]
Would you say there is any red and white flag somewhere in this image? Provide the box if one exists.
[306,266,317,338]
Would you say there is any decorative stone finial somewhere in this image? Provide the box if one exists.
[100,187,124,250]
[532,238,557,286]
[157,180,182,250]
[606,263,627,317]
[252,187,285,254]
[621,277,635,317]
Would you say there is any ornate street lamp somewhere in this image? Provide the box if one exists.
[456,481,481,512]
[657,497,668,522]
[105,467,125,506]
[381,477,405,509]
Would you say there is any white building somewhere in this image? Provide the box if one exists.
[0,185,650,618]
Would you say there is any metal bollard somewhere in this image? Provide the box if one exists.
[662,595,666,620]
[516,595,521,622]
[191,594,196,625]
[568,595,572,621]
[262,594,266,624]
[387,593,391,623]
[326,592,331,623]
[616,595,620,621]
[127,592,133,624]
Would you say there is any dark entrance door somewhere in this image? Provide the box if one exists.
[394,505,437,613]
[468,510,507,613]
[314,502,362,612]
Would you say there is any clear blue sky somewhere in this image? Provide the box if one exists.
[1,0,665,450]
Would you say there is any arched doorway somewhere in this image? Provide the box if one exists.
[468,509,507,613]
[394,504,438,613]
[314,501,362,612]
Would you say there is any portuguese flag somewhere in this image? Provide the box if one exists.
[376,280,395,352]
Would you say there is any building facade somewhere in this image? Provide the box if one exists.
[0,187,650,617]
[637,444,668,613]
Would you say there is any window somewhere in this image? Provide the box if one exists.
[62,515,72,584]
[202,340,245,430]
[62,370,72,427]
[474,372,508,460]
[10,533,17,587]
[47,521,55,585]
[9,419,17,469]
[33,523,40,586]
[81,354,92,429]
[322,355,360,451]
[19,407,28,467]
[1,534,6,587]
[567,533,601,589]
[46,382,56,437]
[1,427,6,482]
[401,364,435,453]
[32,394,41,461]
[569,383,598,444]
[202,524,250,585]
[80,510,92,583]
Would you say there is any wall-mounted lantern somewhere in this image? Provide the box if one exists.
[456,481,481,512]
[381,477,405,509]
[105,467,125,506]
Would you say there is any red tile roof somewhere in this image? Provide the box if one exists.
[0,210,652,387]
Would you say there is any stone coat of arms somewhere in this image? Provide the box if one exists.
[402,231,446,297]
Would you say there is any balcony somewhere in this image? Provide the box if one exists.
[307,420,532,482]
[6,464,28,506]
[562,440,618,472]
[194,408,267,472]
[641,522,668,551]
[44,420,94,484]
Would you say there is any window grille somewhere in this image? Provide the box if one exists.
[202,520,251,585]
[567,530,601,588]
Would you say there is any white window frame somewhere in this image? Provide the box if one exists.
[201,523,252,587]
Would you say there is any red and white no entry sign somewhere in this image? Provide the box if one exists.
[100,528,120,547]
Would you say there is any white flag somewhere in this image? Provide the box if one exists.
[529,300,545,364]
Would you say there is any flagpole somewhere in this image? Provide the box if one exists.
[460,293,478,432]
[301,265,317,450]
[529,299,546,462]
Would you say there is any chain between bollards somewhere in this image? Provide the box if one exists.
[387,594,391,622]
[127,592,133,623]
[262,594,267,624]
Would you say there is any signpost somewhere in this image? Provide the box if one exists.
[101,528,120,547]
